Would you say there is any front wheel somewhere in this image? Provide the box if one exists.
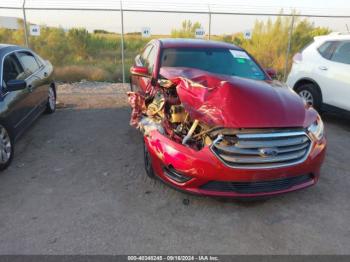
[45,85,56,114]
[0,124,14,171]
[143,140,155,179]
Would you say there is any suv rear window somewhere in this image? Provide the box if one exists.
[317,41,335,59]
[331,41,350,65]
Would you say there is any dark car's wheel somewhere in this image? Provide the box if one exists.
[295,83,322,112]
[45,84,56,114]
[143,140,155,179]
[0,124,14,171]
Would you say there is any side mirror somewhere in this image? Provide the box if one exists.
[6,79,27,91]
[265,68,277,79]
[130,66,150,78]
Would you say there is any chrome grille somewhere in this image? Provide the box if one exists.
[211,131,312,169]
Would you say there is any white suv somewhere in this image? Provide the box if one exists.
[287,33,350,113]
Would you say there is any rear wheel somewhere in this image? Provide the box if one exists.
[143,140,155,179]
[295,83,322,112]
[45,85,56,114]
[0,124,14,171]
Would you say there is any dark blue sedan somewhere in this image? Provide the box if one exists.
[0,44,56,170]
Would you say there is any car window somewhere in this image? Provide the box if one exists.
[35,54,45,68]
[331,41,350,65]
[317,41,336,60]
[146,46,157,73]
[16,51,40,77]
[161,48,266,80]
[2,53,25,86]
[140,45,153,65]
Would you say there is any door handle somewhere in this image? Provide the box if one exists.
[319,66,328,71]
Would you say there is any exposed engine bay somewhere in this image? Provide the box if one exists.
[127,66,311,152]
[127,77,218,151]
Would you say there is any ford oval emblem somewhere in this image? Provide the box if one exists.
[259,148,279,157]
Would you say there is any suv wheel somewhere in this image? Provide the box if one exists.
[296,83,322,112]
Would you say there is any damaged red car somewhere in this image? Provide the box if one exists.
[128,39,326,198]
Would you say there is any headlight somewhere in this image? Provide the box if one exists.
[308,117,324,140]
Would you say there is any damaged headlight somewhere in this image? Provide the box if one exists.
[308,117,324,141]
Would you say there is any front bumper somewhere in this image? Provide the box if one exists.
[144,130,327,198]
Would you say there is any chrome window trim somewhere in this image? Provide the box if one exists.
[210,130,313,170]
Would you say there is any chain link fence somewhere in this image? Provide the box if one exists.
[1,1,350,83]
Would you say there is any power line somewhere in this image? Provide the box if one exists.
[1,0,350,18]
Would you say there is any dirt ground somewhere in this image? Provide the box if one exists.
[0,82,349,254]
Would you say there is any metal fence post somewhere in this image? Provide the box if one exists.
[208,5,211,40]
[22,0,29,47]
[284,14,295,81]
[120,0,125,84]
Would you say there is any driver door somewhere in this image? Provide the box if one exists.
[313,41,350,110]
[1,53,32,135]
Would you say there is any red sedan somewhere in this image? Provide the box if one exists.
[128,39,326,198]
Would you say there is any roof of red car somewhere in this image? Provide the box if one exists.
[158,38,242,50]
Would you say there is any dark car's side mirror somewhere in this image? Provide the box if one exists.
[265,68,277,80]
[130,66,150,78]
[6,79,27,92]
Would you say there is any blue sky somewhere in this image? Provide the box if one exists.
[1,0,350,34]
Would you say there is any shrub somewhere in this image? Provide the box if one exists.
[54,65,110,82]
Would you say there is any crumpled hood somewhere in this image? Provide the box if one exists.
[160,67,317,128]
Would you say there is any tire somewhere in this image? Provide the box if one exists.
[45,84,56,114]
[0,124,14,171]
[143,140,155,179]
[295,83,322,112]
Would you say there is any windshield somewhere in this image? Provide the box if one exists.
[161,48,266,80]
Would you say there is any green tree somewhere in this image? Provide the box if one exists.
[235,15,330,78]
[230,32,244,46]
[171,20,202,38]
[291,19,331,54]
[0,19,25,46]
[29,27,71,66]
[67,28,90,60]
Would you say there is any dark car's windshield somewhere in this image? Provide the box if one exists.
[161,48,266,80]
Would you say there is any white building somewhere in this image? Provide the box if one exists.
[0,16,21,30]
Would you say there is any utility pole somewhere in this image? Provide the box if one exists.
[22,0,29,47]
[120,0,125,84]
[208,4,211,40]
[284,15,295,81]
